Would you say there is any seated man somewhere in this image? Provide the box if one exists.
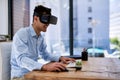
[11,5,75,80]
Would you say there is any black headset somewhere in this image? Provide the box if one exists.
[34,12,57,25]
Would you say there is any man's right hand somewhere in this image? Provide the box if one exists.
[41,62,66,72]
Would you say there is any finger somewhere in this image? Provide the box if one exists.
[71,58,76,62]
[58,65,66,70]
[65,59,75,64]
[67,58,75,62]
[55,67,61,72]
[54,62,65,67]
[58,60,67,64]
[62,59,68,64]
[55,63,66,70]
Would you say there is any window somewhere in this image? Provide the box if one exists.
[88,17,92,22]
[31,0,70,56]
[88,0,92,2]
[88,6,92,13]
[88,27,92,33]
[88,38,92,44]
[9,0,111,57]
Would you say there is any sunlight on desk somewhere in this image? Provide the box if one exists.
[24,57,120,80]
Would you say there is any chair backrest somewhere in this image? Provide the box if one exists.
[0,42,12,80]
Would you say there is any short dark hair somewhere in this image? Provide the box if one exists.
[33,5,51,15]
[32,5,57,25]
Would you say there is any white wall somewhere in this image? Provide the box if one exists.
[0,0,8,35]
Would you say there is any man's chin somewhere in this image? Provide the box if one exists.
[43,30,47,32]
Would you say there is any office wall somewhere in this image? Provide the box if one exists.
[0,0,8,35]
[12,0,30,34]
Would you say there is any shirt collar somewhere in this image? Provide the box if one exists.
[30,25,37,37]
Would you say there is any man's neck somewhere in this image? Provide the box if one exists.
[32,24,41,36]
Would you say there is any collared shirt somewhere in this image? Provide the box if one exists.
[11,25,60,78]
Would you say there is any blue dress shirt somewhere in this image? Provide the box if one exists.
[11,25,61,78]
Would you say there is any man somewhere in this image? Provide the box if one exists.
[11,5,75,80]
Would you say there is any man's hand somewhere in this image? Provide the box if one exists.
[59,56,75,64]
[41,62,66,72]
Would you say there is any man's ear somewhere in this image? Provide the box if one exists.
[33,16,39,22]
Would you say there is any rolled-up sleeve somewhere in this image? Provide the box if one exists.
[42,49,61,62]
[39,38,61,62]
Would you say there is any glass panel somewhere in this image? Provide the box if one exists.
[11,0,120,58]
[110,0,120,58]
[73,0,83,56]
[73,0,109,57]
[32,0,70,56]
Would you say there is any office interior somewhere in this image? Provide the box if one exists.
[0,0,120,58]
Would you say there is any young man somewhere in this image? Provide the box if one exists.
[11,5,75,80]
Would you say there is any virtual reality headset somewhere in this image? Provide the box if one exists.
[34,12,57,25]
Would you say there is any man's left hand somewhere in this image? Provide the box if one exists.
[59,56,75,64]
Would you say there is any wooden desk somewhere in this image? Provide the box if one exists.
[24,57,120,80]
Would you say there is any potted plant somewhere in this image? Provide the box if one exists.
[5,35,10,41]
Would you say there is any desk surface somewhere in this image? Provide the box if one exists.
[24,57,120,80]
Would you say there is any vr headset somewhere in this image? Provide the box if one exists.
[34,12,57,25]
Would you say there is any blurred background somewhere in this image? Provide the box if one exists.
[0,0,120,58]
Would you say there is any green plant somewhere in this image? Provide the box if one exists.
[76,60,82,66]
[110,37,120,50]
[5,35,10,38]
[110,38,120,59]
[110,37,119,44]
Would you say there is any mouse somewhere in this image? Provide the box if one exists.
[56,68,69,72]
[62,68,69,72]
